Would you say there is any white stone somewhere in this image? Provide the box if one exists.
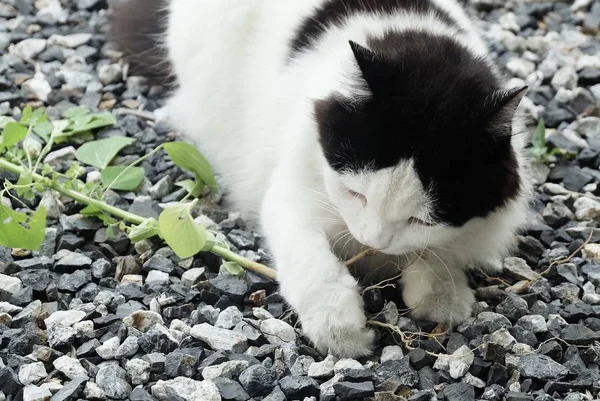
[552,66,578,91]
[56,70,94,90]
[36,0,68,24]
[44,146,76,164]
[14,39,47,59]
[97,336,120,360]
[517,315,547,333]
[86,170,101,183]
[252,307,274,320]
[53,356,88,380]
[18,363,47,385]
[576,54,600,71]
[39,191,64,220]
[125,358,151,385]
[151,377,221,401]
[44,310,86,329]
[123,310,164,332]
[575,117,600,137]
[22,74,51,102]
[0,302,22,314]
[308,355,336,379]
[260,318,296,344]
[98,63,123,85]
[83,381,106,400]
[333,358,363,375]
[381,345,404,363]
[583,293,600,305]
[146,270,170,285]
[462,372,486,388]
[190,323,247,353]
[215,306,243,329]
[22,385,52,401]
[0,275,22,295]
[181,267,205,288]
[574,196,600,221]
[115,336,139,359]
[434,345,474,379]
[48,33,92,48]
[170,319,192,335]
[506,58,536,79]
[583,244,600,263]
[202,360,249,380]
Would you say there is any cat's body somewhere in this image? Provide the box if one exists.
[112,0,532,357]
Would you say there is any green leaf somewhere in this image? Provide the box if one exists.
[532,119,546,151]
[65,112,116,136]
[20,105,32,125]
[101,166,145,191]
[158,203,207,258]
[2,123,28,147]
[41,164,53,177]
[163,142,216,188]
[64,106,89,119]
[65,161,86,179]
[79,204,117,225]
[75,136,135,169]
[16,171,34,201]
[0,205,47,250]
[128,218,160,243]
[175,179,204,198]
[106,224,119,239]
[33,121,53,143]
[30,107,46,125]
[223,261,245,277]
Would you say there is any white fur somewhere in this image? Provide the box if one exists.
[164,0,532,357]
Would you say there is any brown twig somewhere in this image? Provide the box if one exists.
[344,248,378,266]
[514,230,594,292]
[116,108,156,122]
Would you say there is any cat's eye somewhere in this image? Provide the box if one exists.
[408,217,434,226]
[348,189,367,205]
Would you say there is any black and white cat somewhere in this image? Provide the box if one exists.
[111,0,532,357]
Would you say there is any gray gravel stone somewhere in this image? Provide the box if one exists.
[191,323,248,352]
[96,363,132,399]
[518,354,569,380]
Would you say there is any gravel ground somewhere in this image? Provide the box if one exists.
[1,0,600,400]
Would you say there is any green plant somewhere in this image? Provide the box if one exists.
[529,119,575,162]
[0,106,275,279]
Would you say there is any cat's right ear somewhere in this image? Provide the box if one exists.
[349,41,395,97]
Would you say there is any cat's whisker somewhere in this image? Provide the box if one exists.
[331,230,352,250]
[426,247,458,302]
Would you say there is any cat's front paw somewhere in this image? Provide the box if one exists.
[298,279,374,358]
[404,286,475,328]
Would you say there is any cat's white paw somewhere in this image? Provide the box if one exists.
[404,285,475,328]
[297,278,374,358]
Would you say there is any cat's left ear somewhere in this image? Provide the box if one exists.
[485,86,528,136]
[349,40,396,96]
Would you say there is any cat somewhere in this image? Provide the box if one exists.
[111,0,532,358]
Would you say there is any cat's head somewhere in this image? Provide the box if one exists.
[315,33,527,255]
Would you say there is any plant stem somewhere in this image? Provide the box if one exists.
[0,156,277,280]
[211,245,277,280]
[0,157,145,225]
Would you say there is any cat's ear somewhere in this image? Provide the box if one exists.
[349,40,395,96]
[485,86,528,136]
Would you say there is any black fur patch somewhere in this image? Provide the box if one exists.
[109,0,173,86]
[315,31,523,226]
[290,0,460,57]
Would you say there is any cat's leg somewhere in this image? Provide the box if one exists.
[261,170,374,358]
[400,255,474,327]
